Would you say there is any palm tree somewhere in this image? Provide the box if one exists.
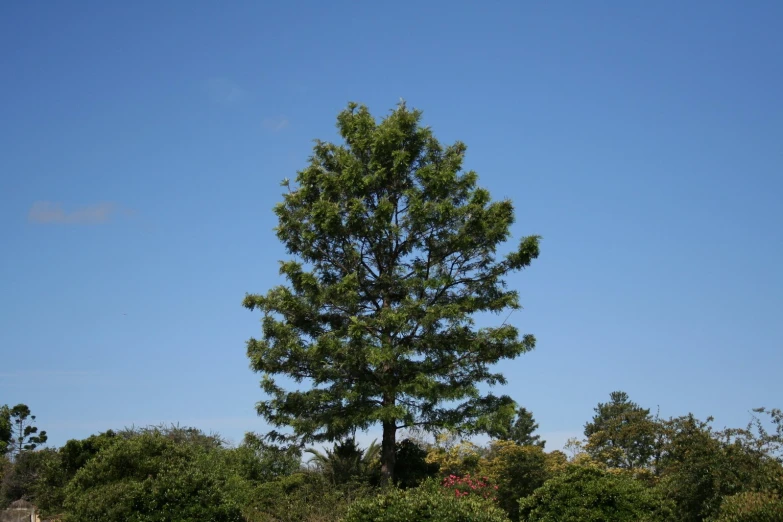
[306,438,379,484]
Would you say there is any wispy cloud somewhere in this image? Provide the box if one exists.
[0,370,100,378]
[262,116,289,132]
[0,370,105,389]
[28,201,124,225]
[205,77,245,105]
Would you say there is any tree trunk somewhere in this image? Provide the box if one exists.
[380,420,396,486]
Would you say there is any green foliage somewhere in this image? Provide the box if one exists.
[241,432,303,482]
[394,438,439,489]
[0,448,59,507]
[425,434,484,477]
[244,101,540,481]
[343,479,511,522]
[243,471,372,522]
[518,465,672,522]
[480,441,551,521]
[656,414,783,522]
[61,429,256,522]
[305,438,380,485]
[0,406,11,457]
[712,491,783,522]
[488,407,545,448]
[583,391,657,470]
[7,404,47,456]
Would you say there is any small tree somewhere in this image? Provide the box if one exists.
[244,101,540,483]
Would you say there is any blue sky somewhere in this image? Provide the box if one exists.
[1,2,781,451]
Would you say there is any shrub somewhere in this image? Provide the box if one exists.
[62,431,253,522]
[243,471,374,522]
[343,478,510,522]
[441,473,497,501]
[712,491,783,522]
[518,465,672,522]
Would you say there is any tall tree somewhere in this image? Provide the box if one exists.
[583,391,656,470]
[8,404,47,457]
[244,101,540,483]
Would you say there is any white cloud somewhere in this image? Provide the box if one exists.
[28,202,120,224]
[262,116,289,132]
[205,77,245,105]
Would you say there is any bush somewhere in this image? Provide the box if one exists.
[712,491,783,522]
[243,471,372,522]
[518,465,671,522]
[0,449,60,507]
[343,479,510,522]
[62,431,254,522]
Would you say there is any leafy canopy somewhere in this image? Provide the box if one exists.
[244,101,540,480]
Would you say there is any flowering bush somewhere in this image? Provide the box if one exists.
[441,473,498,501]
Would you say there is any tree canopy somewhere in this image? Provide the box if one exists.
[583,391,656,470]
[244,101,540,482]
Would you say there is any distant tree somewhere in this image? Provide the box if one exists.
[488,407,545,448]
[583,391,656,469]
[244,101,540,483]
[656,413,783,522]
[8,404,47,457]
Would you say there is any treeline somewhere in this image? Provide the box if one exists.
[2,393,782,521]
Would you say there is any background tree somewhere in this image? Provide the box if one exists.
[244,101,540,483]
[583,391,657,470]
[8,404,47,457]
[480,441,551,521]
[488,406,545,448]
[656,413,783,522]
